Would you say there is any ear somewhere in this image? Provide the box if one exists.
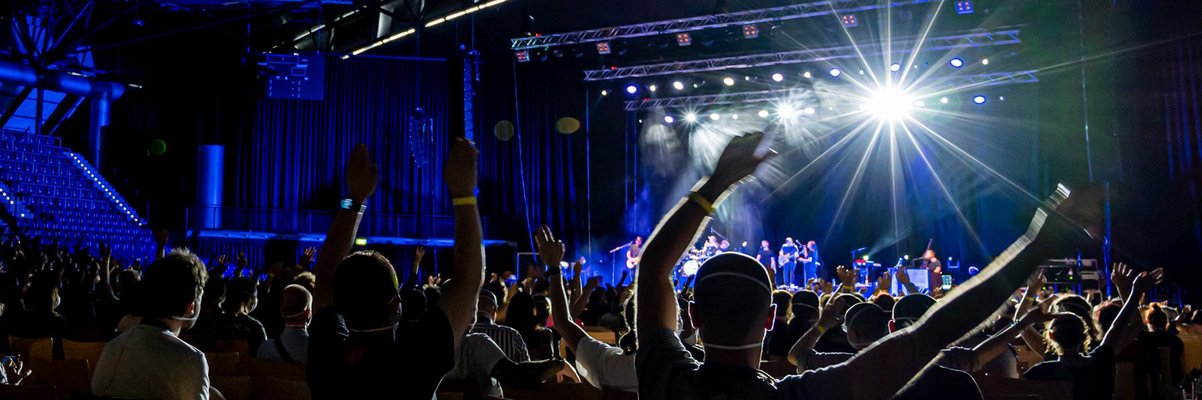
[303,308,313,323]
[185,298,198,317]
[687,301,700,330]
[765,304,777,331]
[888,320,897,333]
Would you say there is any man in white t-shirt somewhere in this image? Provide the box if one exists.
[92,249,219,400]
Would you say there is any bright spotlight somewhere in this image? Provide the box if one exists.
[758,109,770,118]
[731,114,739,120]
[778,104,797,118]
[722,77,735,86]
[771,73,784,82]
[685,113,697,122]
[709,113,721,121]
[913,100,925,107]
[981,58,989,65]
[939,97,949,104]
[889,63,901,72]
[972,95,987,104]
[601,90,608,96]
[803,71,813,79]
[649,84,657,92]
[829,68,842,77]
[804,107,816,115]
[626,85,638,94]
[862,87,916,121]
[949,58,964,68]
[664,115,674,124]
[673,81,685,90]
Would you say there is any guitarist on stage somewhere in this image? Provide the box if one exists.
[778,237,799,287]
[626,235,643,270]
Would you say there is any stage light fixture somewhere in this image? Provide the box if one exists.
[626,85,638,94]
[596,41,611,55]
[649,84,658,92]
[676,32,692,46]
[601,89,608,96]
[731,114,739,120]
[758,109,770,118]
[744,76,751,81]
[949,58,964,68]
[771,73,784,82]
[841,14,858,27]
[685,113,698,122]
[955,0,974,14]
[972,95,987,104]
[829,68,842,77]
[515,50,530,63]
[914,100,925,107]
[804,107,816,115]
[742,24,759,39]
[709,113,721,121]
[673,81,685,90]
[723,77,736,86]
[803,71,813,79]
[981,58,990,65]
[889,63,901,72]
[664,115,675,124]
[862,87,916,121]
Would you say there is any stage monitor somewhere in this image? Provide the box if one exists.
[260,53,325,100]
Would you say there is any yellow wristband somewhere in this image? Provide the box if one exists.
[452,196,477,206]
[815,325,827,335]
[688,192,716,214]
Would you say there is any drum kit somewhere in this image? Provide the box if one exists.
[677,249,708,277]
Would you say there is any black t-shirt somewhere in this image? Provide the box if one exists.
[893,365,983,400]
[307,306,455,399]
[758,248,775,266]
[1024,344,1116,400]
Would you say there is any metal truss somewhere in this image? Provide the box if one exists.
[622,70,1039,111]
[511,0,933,50]
[586,29,1021,81]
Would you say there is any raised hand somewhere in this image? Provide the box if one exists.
[1111,263,1134,292]
[299,247,316,269]
[99,241,111,260]
[836,265,858,291]
[572,259,583,277]
[534,226,565,273]
[817,295,851,330]
[414,246,426,262]
[708,132,775,189]
[236,252,248,270]
[154,229,169,247]
[585,276,603,290]
[876,272,892,295]
[346,144,379,203]
[1133,268,1165,295]
[445,138,479,198]
[1018,296,1057,325]
[895,268,911,285]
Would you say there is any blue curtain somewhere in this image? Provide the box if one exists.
[234,56,452,237]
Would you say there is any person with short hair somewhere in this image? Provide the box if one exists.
[256,284,312,363]
[92,249,217,400]
[472,290,530,362]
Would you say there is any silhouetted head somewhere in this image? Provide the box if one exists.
[691,253,775,349]
[332,251,400,331]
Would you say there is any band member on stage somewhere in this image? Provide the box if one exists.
[626,236,643,269]
[800,240,820,283]
[756,240,776,272]
[702,236,720,258]
[920,249,942,273]
[920,249,942,286]
[778,237,799,287]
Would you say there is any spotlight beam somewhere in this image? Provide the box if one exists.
[829,8,882,88]
[906,118,1044,204]
[764,115,876,200]
[823,123,885,246]
[898,0,948,85]
[900,123,989,256]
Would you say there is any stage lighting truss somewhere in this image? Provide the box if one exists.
[621,70,1037,111]
[510,0,934,50]
[582,29,1020,81]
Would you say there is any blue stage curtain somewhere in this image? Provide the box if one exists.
[477,61,591,264]
[234,56,451,237]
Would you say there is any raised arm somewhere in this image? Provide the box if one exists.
[635,133,771,334]
[812,185,1102,400]
[787,295,850,368]
[438,138,485,354]
[537,226,589,354]
[312,144,377,310]
[1098,268,1163,352]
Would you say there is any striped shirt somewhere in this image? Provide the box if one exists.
[471,318,530,362]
